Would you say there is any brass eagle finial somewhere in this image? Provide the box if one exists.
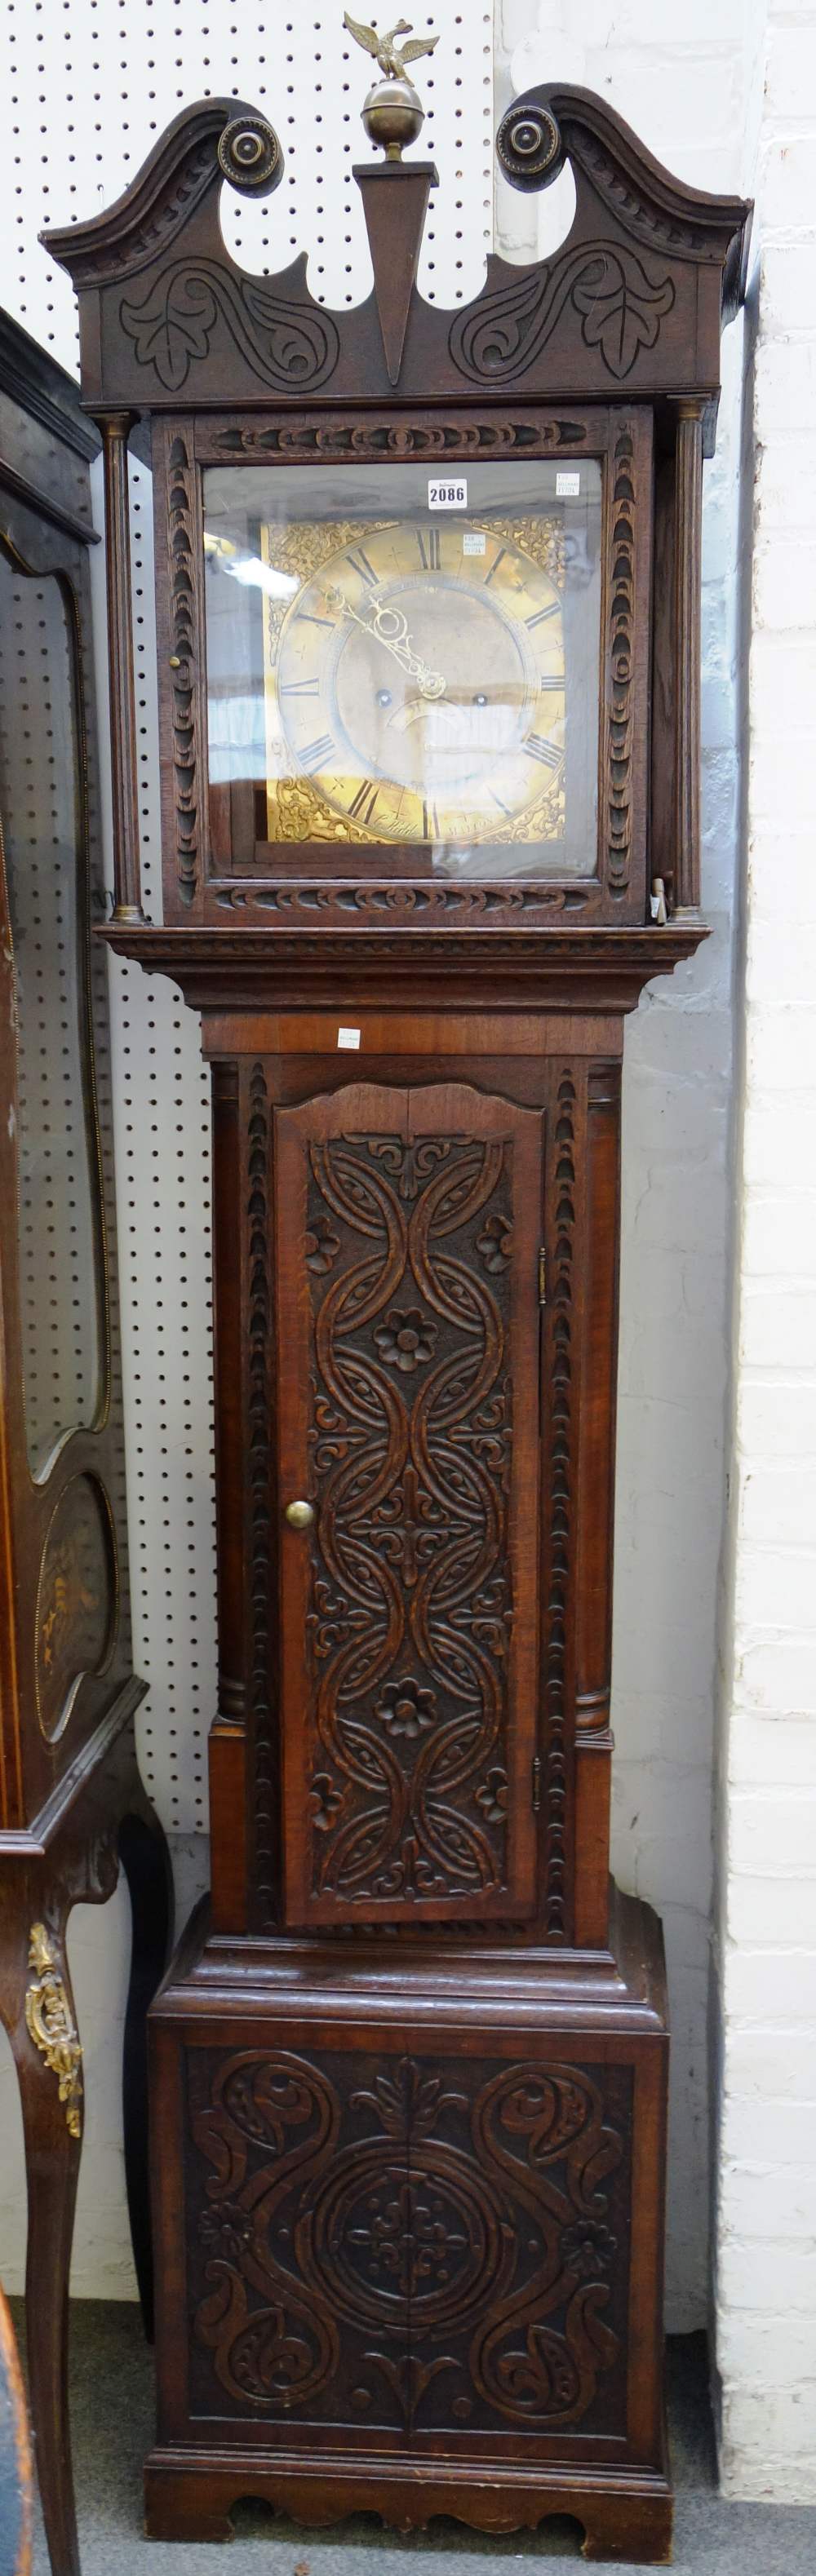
[344,15,438,158]
[344,15,439,79]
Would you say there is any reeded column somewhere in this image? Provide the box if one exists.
[100,414,144,923]
[572,1061,622,1950]
[672,400,704,911]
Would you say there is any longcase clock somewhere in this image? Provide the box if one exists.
[46,45,750,2561]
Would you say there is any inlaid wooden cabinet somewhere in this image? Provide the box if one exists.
[47,57,750,2561]
[0,310,171,2576]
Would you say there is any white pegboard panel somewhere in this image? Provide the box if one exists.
[0,1,496,1835]
[91,458,215,1838]
[0,559,101,1476]
[0,2,494,361]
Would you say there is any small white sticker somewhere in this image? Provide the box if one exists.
[337,1026,361,1051]
[463,530,486,555]
[428,476,468,510]
[556,471,581,498]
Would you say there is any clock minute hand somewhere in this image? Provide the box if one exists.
[322,584,446,700]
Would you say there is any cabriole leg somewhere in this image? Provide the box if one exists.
[118,1800,174,2339]
[11,1926,82,2576]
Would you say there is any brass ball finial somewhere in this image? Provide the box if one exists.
[344,12,438,161]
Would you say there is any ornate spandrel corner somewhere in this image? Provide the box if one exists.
[24,1923,83,2139]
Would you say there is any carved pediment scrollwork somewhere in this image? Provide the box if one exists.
[42,84,750,413]
[450,244,675,387]
[120,259,340,396]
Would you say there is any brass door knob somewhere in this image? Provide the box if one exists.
[285,1498,314,1529]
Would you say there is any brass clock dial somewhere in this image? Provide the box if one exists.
[269,518,566,848]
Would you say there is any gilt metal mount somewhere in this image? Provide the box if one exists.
[24,1923,83,2138]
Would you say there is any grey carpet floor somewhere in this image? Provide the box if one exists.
[11,2303,816,2574]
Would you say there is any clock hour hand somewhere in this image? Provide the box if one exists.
[322,583,446,700]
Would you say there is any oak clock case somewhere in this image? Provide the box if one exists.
[158,402,650,926]
[202,455,603,874]
[0,310,171,2576]
[43,70,750,2565]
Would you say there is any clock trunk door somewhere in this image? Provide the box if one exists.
[274,1081,543,1929]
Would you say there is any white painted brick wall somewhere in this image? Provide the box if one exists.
[503,9,816,2492]
[712,0,816,2504]
[498,0,760,2340]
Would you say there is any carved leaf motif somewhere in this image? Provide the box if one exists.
[571,253,674,378]
[120,259,339,392]
[351,2056,467,2143]
[122,272,218,391]
[449,240,674,385]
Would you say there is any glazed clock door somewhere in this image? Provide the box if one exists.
[275,1081,543,1929]
[202,454,605,884]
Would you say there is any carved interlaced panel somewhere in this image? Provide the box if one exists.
[187,2043,631,2441]
[274,1091,543,1925]
[306,1131,512,1906]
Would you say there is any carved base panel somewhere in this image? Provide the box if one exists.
[144,2449,672,2559]
[147,1887,671,2559]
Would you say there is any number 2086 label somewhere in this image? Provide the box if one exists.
[428,476,468,510]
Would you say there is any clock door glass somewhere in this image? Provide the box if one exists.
[203,458,602,879]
